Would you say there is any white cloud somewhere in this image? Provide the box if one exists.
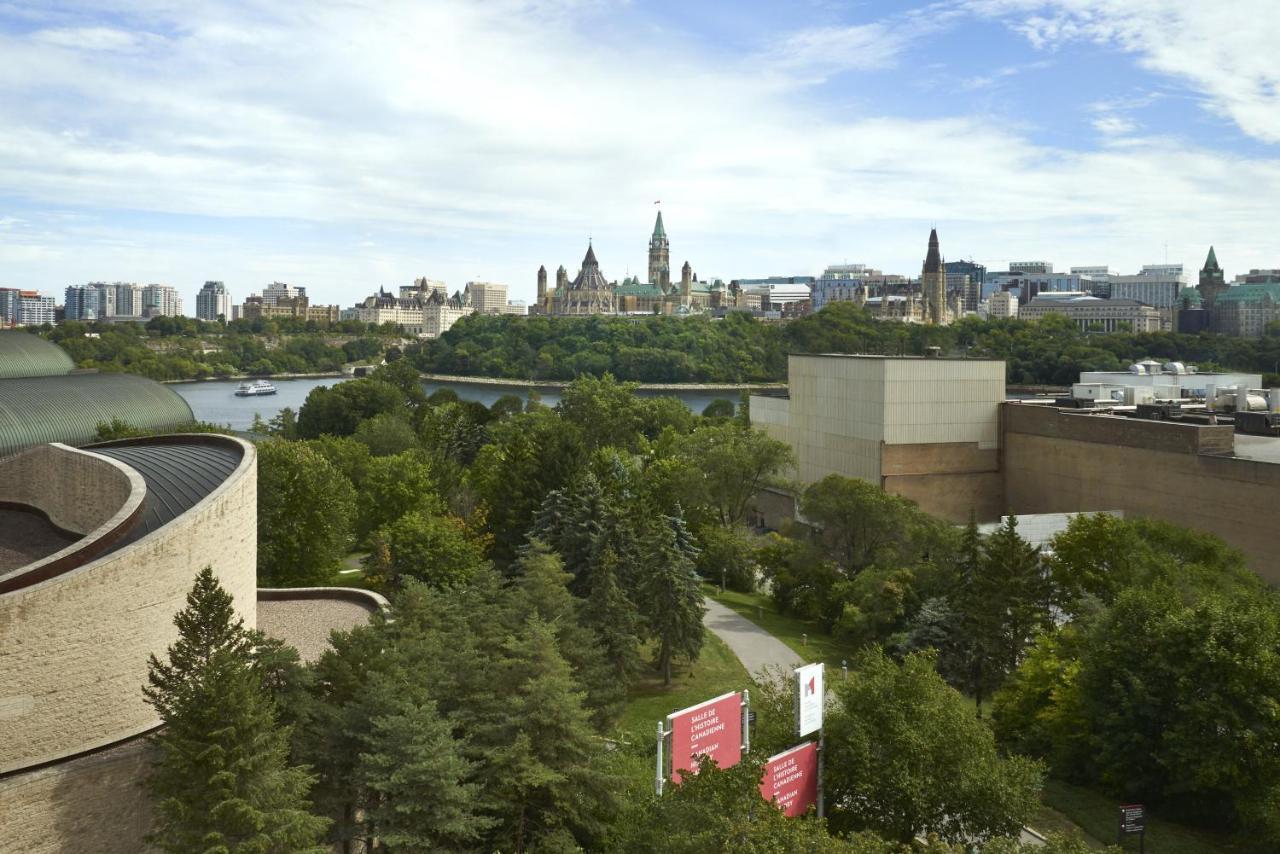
[0,0,1276,306]
[966,0,1280,144]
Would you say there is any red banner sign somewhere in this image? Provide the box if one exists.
[760,741,818,817]
[668,691,742,783]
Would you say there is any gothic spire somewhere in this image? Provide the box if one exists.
[653,210,666,240]
[583,242,598,267]
[923,228,943,274]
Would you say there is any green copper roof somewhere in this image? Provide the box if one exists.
[1214,282,1280,304]
[0,331,74,379]
[1204,245,1220,270]
[0,373,194,458]
[615,282,665,297]
[1179,286,1203,304]
[652,210,666,240]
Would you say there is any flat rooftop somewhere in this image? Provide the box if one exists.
[796,353,1004,362]
[1232,434,1280,464]
[0,508,79,573]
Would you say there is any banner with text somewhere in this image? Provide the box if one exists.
[795,662,824,737]
[668,691,742,783]
[760,741,818,817]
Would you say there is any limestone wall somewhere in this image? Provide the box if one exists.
[0,443,138,535]
[0,437,257,775]
[0,736,154,854]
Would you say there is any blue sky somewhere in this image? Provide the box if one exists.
[1,0,1278,308]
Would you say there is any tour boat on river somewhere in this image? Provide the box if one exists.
[234,379,278,397]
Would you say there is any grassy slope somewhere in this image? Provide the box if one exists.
[619,633,753,738]
[705,585,856,669]
[1042,779,1243,854]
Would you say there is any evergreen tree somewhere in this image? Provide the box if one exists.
[949,514,1001,713]
[470,617,621,852]
[581,546,644,683]
[639,511,706,684]
[510,541,625,726]
[981,516,1052,680]
[354,672,488,852]
[143,567,329,853]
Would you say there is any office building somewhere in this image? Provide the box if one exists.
[464,281,510,314]
[987,290,1018,319]
[1019,296,1161,332]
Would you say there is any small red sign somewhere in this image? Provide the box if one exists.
[668,691,742,783]
[760,742,818,817]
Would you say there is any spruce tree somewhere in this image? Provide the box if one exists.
[354,672,488,852]
[639,511,706,685]
[144,567,329,853]
[582,546,644,683]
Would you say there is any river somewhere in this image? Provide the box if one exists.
[172,377,746,431]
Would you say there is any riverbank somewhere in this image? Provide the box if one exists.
[418,372,787,394]
[164,372,344,384]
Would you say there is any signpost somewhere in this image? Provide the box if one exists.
[1118,804,1146,853]
[760,742,819,817]
[794,662,824,736]
[793,662,825,817]
[657,690,747,794]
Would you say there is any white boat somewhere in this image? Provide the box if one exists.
[235,379,278,397]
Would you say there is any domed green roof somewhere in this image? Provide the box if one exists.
[1179,286,1203,305]
[0,331,74,379]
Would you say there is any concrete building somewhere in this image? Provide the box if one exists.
[987,290,1018,319]
[750,354,1005,521]
[1110,266,1185,309]
[1019,295,1161,332]
[750,351,1280,584]
[811,265,910,310]
[261,281,306,305]
[0,288,56,327]
[195,280,231,322]
[140,284,182,318]
[1010,261,1053,275]
[465,281,510,314]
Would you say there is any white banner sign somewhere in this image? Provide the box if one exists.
[795,662,824,737]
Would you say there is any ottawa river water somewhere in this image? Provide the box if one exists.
[172,376,742,431]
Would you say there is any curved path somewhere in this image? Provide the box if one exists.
[702,597,802,679]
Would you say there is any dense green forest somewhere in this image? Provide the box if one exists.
[33,302,1280,386]
[411,304,1280,385]
[127,366,1280,851]
[34,317,398,381]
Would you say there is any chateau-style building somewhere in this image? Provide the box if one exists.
[535,211,726,316]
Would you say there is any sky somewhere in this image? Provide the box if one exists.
[1,0,1278,309]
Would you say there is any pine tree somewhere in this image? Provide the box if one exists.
[144,567,329,853]
[354,672,488,852]
[581,546,643,683]
[981,515,1052,677]
[511,541,624,727]
[639,511,706,685]
[471,616,621,852]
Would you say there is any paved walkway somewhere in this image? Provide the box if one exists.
[702,597,803,679]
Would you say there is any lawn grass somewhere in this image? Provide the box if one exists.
[1042,778,1244,854]
[705,584,857,669]
[618,633,753,738]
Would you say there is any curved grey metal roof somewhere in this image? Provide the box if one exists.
[90,441,243,550]
[0,374,194,458]
[0,331,74,379]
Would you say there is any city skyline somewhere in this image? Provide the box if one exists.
[1,1,1277,308]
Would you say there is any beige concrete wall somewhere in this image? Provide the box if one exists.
[0,737,154,854]
[0,438,257,774]
[1003,405,1280,583]
[881,358,1004,447]
[0,444,137,535]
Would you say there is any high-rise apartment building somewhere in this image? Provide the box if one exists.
[0,289,56,326]
[64,285,102,321]
[195,281,231,321]
[141,284,182,318]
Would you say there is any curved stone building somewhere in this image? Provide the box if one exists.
[0,434,257,852]
[0,331,195,457]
